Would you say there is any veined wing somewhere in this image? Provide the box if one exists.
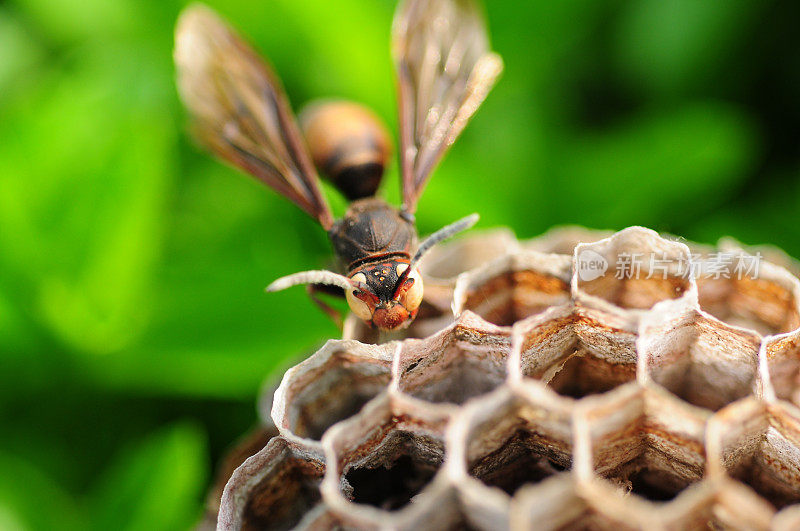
[393,0,503,213]
[175,5,334,229]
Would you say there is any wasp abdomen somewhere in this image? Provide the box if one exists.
[300,100,392,200]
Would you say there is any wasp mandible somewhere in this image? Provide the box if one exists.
[174,0,502,331]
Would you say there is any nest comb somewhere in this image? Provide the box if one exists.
[205,226,800,531]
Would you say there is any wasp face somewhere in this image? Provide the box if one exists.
[345,260,424,331]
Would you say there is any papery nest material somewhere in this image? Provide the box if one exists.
[211,226,800,530]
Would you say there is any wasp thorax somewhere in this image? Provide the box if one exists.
[300,100,392,200]
[345,262,423,331]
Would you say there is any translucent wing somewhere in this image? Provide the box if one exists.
[393,0,503,213]
[175,5,334,229]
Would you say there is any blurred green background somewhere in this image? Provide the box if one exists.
[0,0,798,528]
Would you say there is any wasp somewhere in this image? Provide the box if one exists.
[174,0,502,331]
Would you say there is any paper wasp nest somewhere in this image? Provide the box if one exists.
[210,226,800,531]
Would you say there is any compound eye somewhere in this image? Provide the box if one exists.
[346,272,373,321]
[398,267,423,311]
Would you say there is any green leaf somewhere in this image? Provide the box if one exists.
[11,0,142,43]
[0,10,45,101]
[550,101,758,229]
[0,451,84,531]
[88,423,207,531]
[0,47,174,354]
[614,0,762,94]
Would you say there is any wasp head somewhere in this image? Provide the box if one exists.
[345,260,423,331]
[266,214,479,332]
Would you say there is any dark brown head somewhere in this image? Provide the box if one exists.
[345,259,423,331]
[266,214,480,332]
[300,100,392,200]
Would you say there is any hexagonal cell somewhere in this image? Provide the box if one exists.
[272,340,394,443]
[453,252,572,327]
[217,436,324,531]
[640,305,761,411]
[458,384,572,493]
[574,227,694,311]
[696,253,800,335]
[513,305,637,398]
[321,392,462,529]
[445,383,573,530]
[708,398,800,509]
[324,393,446,509]
[396,312,511,404]
[577,384,708,503]
[524,225,613,255]
[764,331,800,406]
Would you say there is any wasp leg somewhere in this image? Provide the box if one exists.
[307,283,346,328]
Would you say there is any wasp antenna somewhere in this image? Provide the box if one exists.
[266,270,359,293]
[411,213,479,269]
[393,213,480,297]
